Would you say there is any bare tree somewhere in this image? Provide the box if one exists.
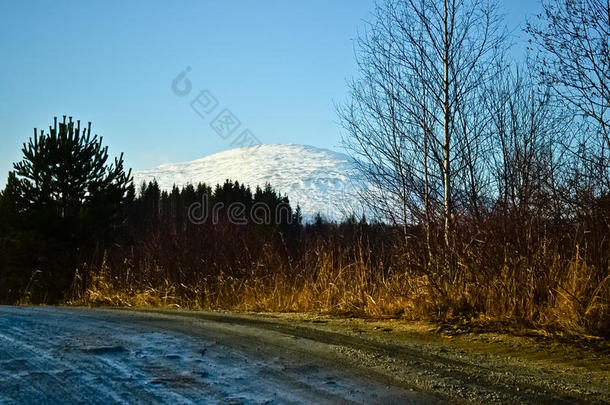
[339,0,506,252]
[527,0,610,165]
[483,67,571,220]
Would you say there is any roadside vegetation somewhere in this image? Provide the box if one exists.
[0,0,608,340]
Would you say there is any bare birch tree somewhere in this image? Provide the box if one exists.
[339,0,506,254]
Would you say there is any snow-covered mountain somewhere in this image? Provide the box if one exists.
[133,144,367,221]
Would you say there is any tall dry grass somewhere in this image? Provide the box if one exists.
[70,216,610,337]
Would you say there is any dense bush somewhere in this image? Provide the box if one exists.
[68,180,609,337]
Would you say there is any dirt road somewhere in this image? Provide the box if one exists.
[0,306,607,404]
[0,306,433,404]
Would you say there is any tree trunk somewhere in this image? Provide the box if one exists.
[442,0,452,250]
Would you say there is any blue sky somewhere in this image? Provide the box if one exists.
[0,0,541,186]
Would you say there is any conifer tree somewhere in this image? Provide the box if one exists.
[7,116,134,302]
[13,116,133,221]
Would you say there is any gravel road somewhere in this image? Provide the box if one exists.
[0,306,437,404]
[1,306,607,404]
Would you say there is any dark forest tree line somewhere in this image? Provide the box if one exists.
[0,121,302,303]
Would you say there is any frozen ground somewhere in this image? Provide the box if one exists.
[0,306,433,405]
[1,307,606,405]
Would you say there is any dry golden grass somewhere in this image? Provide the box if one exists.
[70,246,609,338]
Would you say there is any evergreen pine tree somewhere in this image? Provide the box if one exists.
[7,116,134,302]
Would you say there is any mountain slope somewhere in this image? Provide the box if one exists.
[133,144,366,221]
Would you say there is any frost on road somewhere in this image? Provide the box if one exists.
[0,306,433,404]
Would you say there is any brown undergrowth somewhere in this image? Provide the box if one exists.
[69,236,609,339]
